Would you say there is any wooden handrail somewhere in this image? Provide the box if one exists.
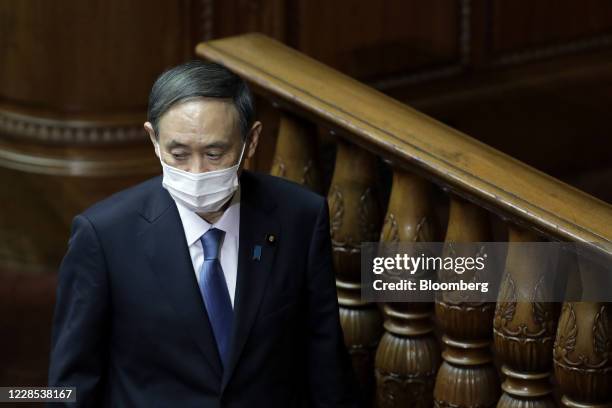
[196,33,612,256]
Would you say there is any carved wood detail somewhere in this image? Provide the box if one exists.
[433,197,500,408]
[494,226,558,408]
[375,169,440,407]
[326,140,383,404]
[0,109,147,145]
[270,113,321,192]
[554,301,612,407]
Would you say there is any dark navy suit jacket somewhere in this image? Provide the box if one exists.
[48,171,360,407]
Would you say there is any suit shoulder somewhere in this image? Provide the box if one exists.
[80,175,161,225]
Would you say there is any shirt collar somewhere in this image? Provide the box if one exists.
[174,186,241,247]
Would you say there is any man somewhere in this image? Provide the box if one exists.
[48,61,360,407]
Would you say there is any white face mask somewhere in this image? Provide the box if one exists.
[155,141,246,213]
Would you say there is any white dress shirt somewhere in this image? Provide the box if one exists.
[173,189,240,308]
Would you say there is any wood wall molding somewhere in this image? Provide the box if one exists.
[491,33,612,66]
[0,147,158,177]
[0,108,146,145]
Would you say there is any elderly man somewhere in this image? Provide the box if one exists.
[48,61,360,407]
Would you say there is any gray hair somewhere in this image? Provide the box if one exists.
[147,60,254,139]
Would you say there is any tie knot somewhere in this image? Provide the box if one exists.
[201,228,225,260]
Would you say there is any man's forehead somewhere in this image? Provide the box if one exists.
[158,98,240,139]
[162,98,238,124]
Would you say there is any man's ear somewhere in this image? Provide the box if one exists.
[144,122,159,158]
[246,121,262,160]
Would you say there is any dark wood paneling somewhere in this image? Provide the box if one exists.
[0,269,57,387]
[290,0,461,80]
[213,0,287,41]
[0,0,194,114]
[490,0,612,54]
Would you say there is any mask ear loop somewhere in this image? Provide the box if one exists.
[153,130,162,161]
[236,138,248,167]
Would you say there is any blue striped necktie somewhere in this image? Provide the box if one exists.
[199,228,234,369]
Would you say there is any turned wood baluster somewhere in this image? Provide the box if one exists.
[270,112,321,192]
[494,227,558,408]
[433,198,500,407]
[375,169,440,408]
[554,302,612,407]
[327,140,384,404]
[554,251,612,407]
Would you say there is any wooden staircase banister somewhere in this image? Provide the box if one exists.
[196,33,612,256]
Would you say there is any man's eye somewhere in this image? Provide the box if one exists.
[207,152,221,160]
[171,153,187,160]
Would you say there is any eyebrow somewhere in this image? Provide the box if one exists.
[165,140,232,150]
[166,140,190,150]
[203,141,232,150]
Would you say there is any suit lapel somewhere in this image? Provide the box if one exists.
[139,181,223,377]
[222,172,279,390]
